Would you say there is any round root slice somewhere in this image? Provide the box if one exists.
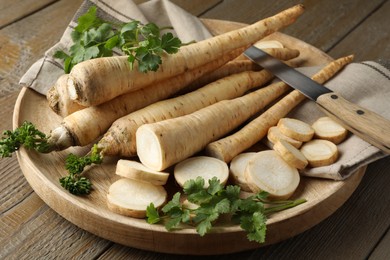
[273,140,308,170]
[116,159,170,186]
[174,156,229,188]
[267,126,303,148]
[300,139,339,167]
[277,118,314,142]
[229,152,257,192]
[312,116,348,144]
[254,40,284,49]
[244,150,300,200]
[107,178,167,218]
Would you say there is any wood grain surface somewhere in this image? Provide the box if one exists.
[0,0,389,259]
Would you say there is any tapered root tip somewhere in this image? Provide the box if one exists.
[346,54,355,61]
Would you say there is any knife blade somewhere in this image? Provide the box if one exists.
[244,46,390,154]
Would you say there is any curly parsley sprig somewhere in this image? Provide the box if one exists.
[0,121,51,158]
[146,177,306,244]
[59,144,103,195]
[54,6,182,73]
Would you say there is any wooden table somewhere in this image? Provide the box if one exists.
[1,0,389,259]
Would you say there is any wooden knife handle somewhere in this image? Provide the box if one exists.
[316,92,390,154]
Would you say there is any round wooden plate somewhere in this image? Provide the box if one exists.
[13,19,365,255]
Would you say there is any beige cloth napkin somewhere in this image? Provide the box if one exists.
[19,0,389,180]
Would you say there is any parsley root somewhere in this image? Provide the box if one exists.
[205,55,354,162]
[97,68,275,158]
[136,80,291,171]
[48,47,245,149]
[66,5,305,106]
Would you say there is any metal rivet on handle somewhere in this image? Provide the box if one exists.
[331,94,338,99]
[356,110,365,115]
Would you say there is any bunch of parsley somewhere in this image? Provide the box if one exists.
[54,6,182,73]
[147,177,306,244]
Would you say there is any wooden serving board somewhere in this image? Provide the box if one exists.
[13,19,365,255]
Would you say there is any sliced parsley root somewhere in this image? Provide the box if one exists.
[107,178,167,218]
[146,177,306,244]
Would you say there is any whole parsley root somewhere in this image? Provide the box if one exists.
[146,177,306,244]
[64,5,305,107]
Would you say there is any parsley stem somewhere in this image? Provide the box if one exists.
[264,198,307,214]
[158,26,175,31]
[181,40,196,46]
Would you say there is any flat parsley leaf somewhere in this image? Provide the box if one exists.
[147,177,306,244]
[54,6,182,73]
[146,203,160,224]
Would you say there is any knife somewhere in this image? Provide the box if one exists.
[244,46,390,154]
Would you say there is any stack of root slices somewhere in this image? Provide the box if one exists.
[108,115,348,217]
[229,116,348,200]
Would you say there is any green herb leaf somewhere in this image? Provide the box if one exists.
[60,144,103,195]
[147,177,306,244]
[120,21,139,34]
[161,32,181,53]
[138,52,162,72]
[162,192,181,213]
[146,203,161,224]
[105,35,120,49]
[140,23,160,38]
[0,121,51,158]
[207,177,224,195]
[53,50,70,60]
[183,176,205,194]
[74,6,103,33]
[84,46,100,60]
[59,174,92,195]
[196,219,212,236]
[240,212,267,243]
[54,6,183,73]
